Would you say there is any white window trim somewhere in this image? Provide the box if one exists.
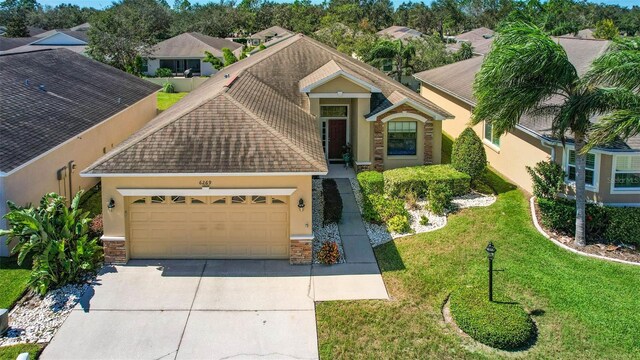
[563,147,600,192]
[482,122,500,152]
[610,155,640,194]
[320,104,350,160]
[386,120,418,158]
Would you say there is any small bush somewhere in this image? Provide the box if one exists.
[428,182,453,215]
[451,127,487,180]
[537,198,609,239]
[526,160,564,200]
[322,179,343,225]
[604,207,640,246]
[317,241,341,264]
[357,171,384,195]
[162,81,175,93]
[222,47,238,66]
[89,214,104,239]
[384,165,471,198]
[405,192,420,210]
[155,67,172,77]
[387,215,412,234]
[450,287,536,350]
[419,215,429,226]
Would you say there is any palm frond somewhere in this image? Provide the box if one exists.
[583,38,640,92]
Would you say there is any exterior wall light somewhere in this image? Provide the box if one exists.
[107,198,116,212]
[298,198,305,212]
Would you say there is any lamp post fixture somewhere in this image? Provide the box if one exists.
[486,242,496,302]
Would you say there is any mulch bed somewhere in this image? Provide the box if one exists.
[532,200,640,264]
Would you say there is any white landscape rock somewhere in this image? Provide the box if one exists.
[312,179,345,264]
[349,177,496,247]
[0,281,91,346]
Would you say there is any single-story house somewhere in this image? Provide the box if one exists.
[145,32,243,77]
[446,27,495,55]
[415,36,640,206]
[82,34,452,265]
[561,28,596,40]
[247,26,293,46]
[0,29,88,54]
[376,26,423,42]
[0,48,160,256]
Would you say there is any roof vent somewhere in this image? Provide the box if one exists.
[24,79,30,86]
[117,97,121,104]
[224,73,230,78]
[38,84,46,92]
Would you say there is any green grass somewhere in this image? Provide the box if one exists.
[79,183,102,217]
[441,132,454,164]
[316,169,640,359]
[0,343,43,360]
[0,256,31,309]
[157,92,188,112]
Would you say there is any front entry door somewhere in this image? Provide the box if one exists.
[328,119,347,160]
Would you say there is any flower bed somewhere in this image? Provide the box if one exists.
[312,179,345,264]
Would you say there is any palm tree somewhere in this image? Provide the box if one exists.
[366,39,416,82]
[472,22,639,247]
[583,38,640,148]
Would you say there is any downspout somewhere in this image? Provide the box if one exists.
[0,172,8,256]
[540,139,556,161]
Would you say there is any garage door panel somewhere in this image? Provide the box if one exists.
[128,195,289,259]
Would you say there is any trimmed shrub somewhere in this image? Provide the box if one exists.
[537,198,611,241]
[155,67,172,77]
[451,127,487,180]
[384,165,471,198]
[162,81,175,93]
[357,171,384,195]
[419,215,429,226]
[322,179,343,225]
[387,215,411,234]
[604,207,640,246]
[526,160,564,200]
[317,241,341,264]
[222,48,238,66]
[450,287,536,350]
[428,182,453,215]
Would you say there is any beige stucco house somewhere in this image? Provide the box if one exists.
[0,48,160,256]
[415,37,640,206]
[82,34,452,265]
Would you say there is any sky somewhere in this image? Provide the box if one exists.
[38,0,638,10]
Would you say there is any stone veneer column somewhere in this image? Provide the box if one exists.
[103,238,127,264]
[373,119,384,171]
[290,239,312,264]
[423,120,434,165]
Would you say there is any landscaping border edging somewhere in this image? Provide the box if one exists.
[529,197,640,267]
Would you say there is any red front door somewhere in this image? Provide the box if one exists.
[328,119,347,159]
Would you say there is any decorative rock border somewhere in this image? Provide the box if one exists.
[312,179,345,264]
[529,197,640,267]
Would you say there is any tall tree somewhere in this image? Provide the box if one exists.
[365,39,416,82]
[87,0,171,72]
[472,22,638,246]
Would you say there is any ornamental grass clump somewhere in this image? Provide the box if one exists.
[450,287,536,350]
[317,241,340,264]
[1,192,103,295]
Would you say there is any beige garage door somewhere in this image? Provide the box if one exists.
[128,195,289,259]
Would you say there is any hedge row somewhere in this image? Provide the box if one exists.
[383,165,471,198]
[537,198,640,246]
[322,179,343,225]
[357,172,411,233]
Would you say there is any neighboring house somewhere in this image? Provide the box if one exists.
[377,26,423,41]
[415,37,640,206]
[247,26,293,46]
[0,30,88,54]
[561,28,596,40]
[69,22,91,32]
[0,36,38,51]
[446,27,495,55]
[81,34,452,265]
[146,32,243,76]
[0,48,160,256]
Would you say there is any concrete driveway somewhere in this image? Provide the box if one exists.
[41,259,387,360]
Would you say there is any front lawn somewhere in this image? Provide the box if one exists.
[78,183,102,217]
[0,343,42,360]
[0,256,31,309]
[316,170,640,359]
[157,92,187,112]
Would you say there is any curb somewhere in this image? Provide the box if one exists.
[529,197,640,267]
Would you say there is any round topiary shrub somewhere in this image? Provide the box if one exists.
[449,287,536,350]
[452,127,487,180]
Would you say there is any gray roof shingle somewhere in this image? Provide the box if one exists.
[150,32,242,58]
[84,34,452,175]
[0,48,161,173]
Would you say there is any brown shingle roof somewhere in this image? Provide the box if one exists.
[447,27,495,55]
[377,26,423,41]
[150,32,242,58]
[249,26,293,40]
[0,48,160,173]
[84,34,453,175]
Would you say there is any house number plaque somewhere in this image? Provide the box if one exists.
[199,180,212,187]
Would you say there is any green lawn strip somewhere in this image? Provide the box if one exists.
[0,256,31,309]
[78,183,102,217]
[157,92,188,112]
[316,169,640,359]
[0,343,43,360]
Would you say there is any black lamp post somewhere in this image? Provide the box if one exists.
[486,242,496,302]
